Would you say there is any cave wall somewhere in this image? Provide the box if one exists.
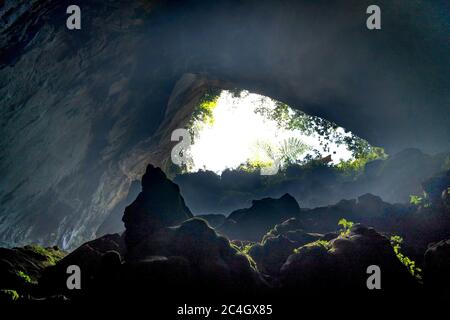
[0,0,448,249]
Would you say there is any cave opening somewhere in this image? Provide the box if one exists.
[168,85,387,215]
[173,88,386,175]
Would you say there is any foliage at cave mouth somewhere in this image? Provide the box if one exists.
[174,88,386,176]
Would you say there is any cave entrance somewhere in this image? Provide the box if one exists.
[174,88,385,175]
[168,83,387,215]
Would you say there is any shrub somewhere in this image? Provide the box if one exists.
[294,239,330,254]
[409,193,430,208]
[390,235,422,281]
[27,244,66,266]
[0,289,19,301]
[17,270,34,284]
[338,218,354,236]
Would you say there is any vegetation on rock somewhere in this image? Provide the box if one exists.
[390,235,422,281]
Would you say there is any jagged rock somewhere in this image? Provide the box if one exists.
[122,164,193,258]
[219,194,301,241]
[280,224,417,296]
[424,239,450,299]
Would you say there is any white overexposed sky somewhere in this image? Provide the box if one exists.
[189,90,353,173]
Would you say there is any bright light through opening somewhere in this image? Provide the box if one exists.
[189,90,354,174]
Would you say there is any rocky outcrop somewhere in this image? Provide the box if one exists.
[424,239,450,300]
[422,170,450,206]
[122,164,192,259]
[280,224,417,296]
[262,218,322,244]
[0,244,65,297]
[1,0,448,250]
[37,218,267,301]
[248,235,297,276]
[175,150,450,215]
[39,233,123,299]
[219,194,301,241]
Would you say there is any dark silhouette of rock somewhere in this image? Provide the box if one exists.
[39,233,123,299]
[122,164,192,259]
[248,235,297,276]
[0,245,65,296]
[105,218,267,299]
[424,239,450,300]
[167,218,266,292]
[262,218,321,245]
[219,194,301,241]
[422,170,450,206]
[355,193,390,217]
[280,224,418,296]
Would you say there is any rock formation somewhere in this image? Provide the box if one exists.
[1,0,449,249]
[280,224,418,296]
[219,194,301,241]
[122,164,192,259]
[424,239,450,300]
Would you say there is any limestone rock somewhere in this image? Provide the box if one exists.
[39,233,123,298]
[122,164,192,257]
[280,224,417,296]
[248,235,297,276]
[219,194,301,241]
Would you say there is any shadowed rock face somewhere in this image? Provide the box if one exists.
[122,164,192,258]
[424,239,450,299]
[280,224,417,295]
[0,244,66,300]
[0,0,449,249]
[220,194,301,241]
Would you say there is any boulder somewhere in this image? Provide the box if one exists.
[248,235,297,276]
[219,194,301,241]
[118,218,268,298]
[280,224,418,296]
[355,193,389,218]
[39,233,123,298]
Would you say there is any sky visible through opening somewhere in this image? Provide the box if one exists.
[189,90,354,174]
